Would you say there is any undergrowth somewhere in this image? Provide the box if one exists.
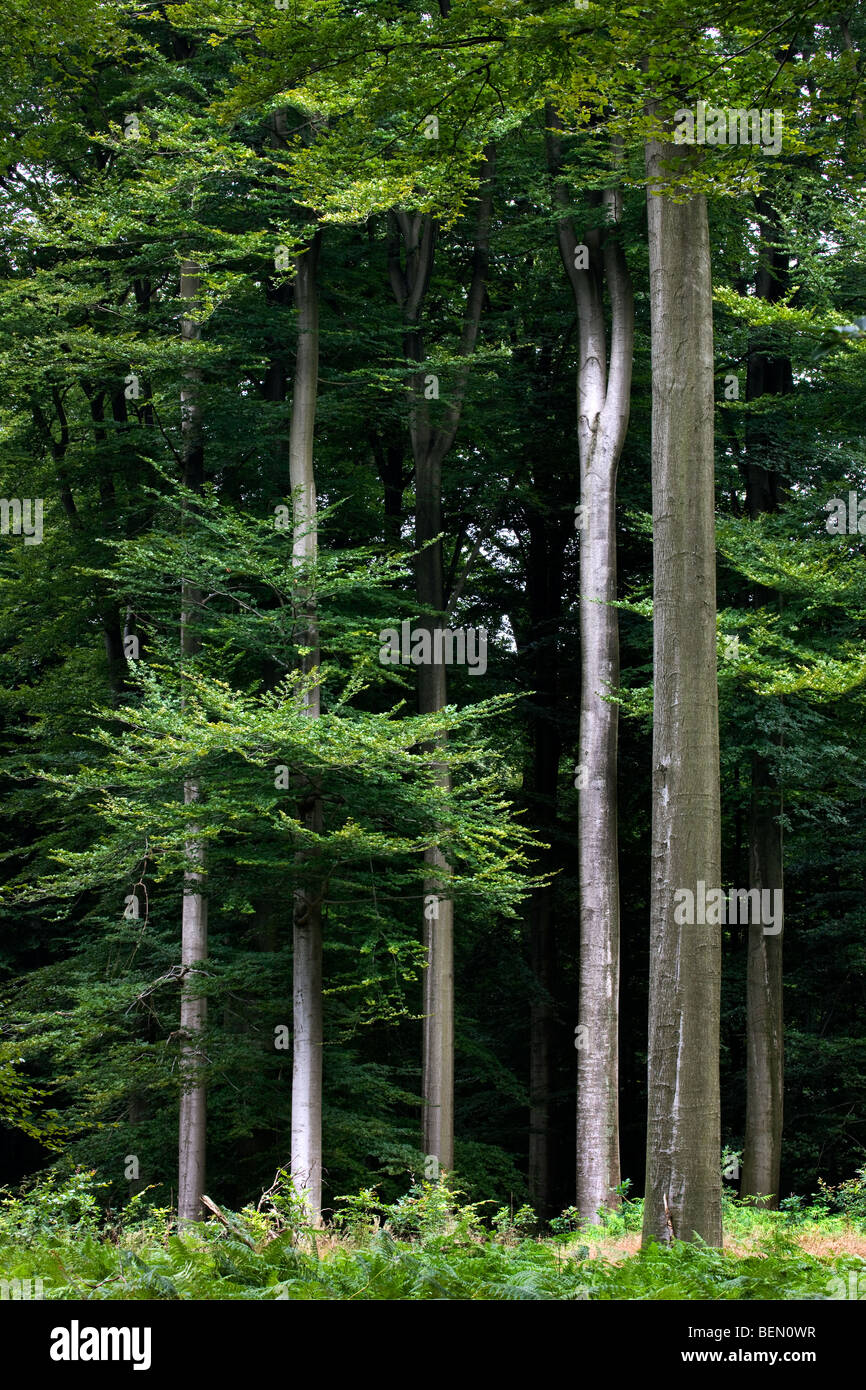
[0,1167,863,1301]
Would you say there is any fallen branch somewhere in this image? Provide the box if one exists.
[201,1194,256,1248]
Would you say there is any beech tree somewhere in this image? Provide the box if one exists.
[642,133,722,1247]
[178,259,209,1225]
[288,229,325,1220]
[546,109,635,1220]
[387,150,495,1170]
[739,198,788,1207]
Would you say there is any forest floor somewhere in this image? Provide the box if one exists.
[2,1171,866,1300]
[576,1227,866,1263]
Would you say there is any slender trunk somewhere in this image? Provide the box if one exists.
[387,210,449,1167]
[743,753,784,1201]
[420,667,454,1171]
[177,258,208,1225]
[412,252,454,1167]
[741,201,787,1204]
[547,113,634,1220]
[573,264,627,1220]
[388,150,494,1172]
[642,138,722,1248]
[288,232,324,1221]
[523,524,563,1215]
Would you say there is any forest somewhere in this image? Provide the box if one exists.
[0,0,865,1309]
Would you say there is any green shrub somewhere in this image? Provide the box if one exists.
[1,1169,864,1300]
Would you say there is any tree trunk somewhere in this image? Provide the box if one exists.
[743,752,784,1202]
[523,518,563,1217]
[387,150,494,1173]
[572,205,631,1221]
[387,209,450,1165]
[177,258,208,1225]
[741,199,787,1205]
[414,380,454,1165]
[641,138,722,1248]
[420,671,455,1171]
[547,112,634,1221]
[288,231,324,1221]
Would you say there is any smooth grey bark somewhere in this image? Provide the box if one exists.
[523,514,565,1217]
[177,258,208,1225]
[264,107,326,1222]
[743,752,784,1202]
[388,149,494,1170]
[547,112,634,1221]
[287,232,325,1221]
[641,139,722,1249]
[741,200,788,1205]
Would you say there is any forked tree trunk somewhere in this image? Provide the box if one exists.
[288,231,324,1221]
[641,138,722,1248]
[177,258,208,1225]
[572,200,632,1221]
[547,112,634,1220]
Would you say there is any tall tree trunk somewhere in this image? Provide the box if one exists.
[419,676,454,1170]
[387,215,444,1163]
[641,138,722,1248]
[388,149,494,1172]
[523,508,565,1218]
[288,231,324,1221]
[743,752,784,1202]
[177,258,208,1225]
[741,198,788,1206]
[410,215,453,1167]
[547,112,634,1220]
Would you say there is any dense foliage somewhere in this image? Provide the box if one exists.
[0,0,863,1259]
